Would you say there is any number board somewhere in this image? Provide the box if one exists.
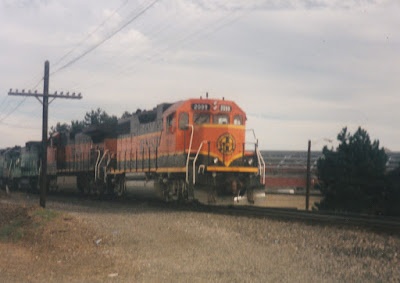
[219,105,232,112]
[191,104,210,111]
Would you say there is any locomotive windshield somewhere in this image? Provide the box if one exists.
[213,114,229,125]
[193,113,210,125]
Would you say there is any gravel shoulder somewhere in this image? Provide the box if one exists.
[1,191,399,282]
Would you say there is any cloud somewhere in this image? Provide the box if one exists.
[0,0,399,151]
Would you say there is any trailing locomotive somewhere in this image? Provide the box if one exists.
[1,97,265,205]
[0,142,41,191]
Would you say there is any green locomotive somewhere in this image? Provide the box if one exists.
[0,142,41,192]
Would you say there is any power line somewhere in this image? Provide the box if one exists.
[69,9,179,90]
[0,95,11,114]
[0,95,8,107]
[72,6,243,90]
[99,8,244,83]
[52,0,160,75]
[0,120,41,130]
[0,97,28,123]
[0,78,43,122]
[53,0,130,68]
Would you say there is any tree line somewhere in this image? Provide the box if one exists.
[49,108,138,136]
[316,127,400,216]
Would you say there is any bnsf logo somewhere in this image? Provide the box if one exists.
[217,133,236,155]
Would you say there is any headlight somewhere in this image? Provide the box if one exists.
[248,158,253,165]
[214,157,218,164]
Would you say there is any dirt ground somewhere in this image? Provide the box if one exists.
[1,191,399,282]
[0,196,115,282]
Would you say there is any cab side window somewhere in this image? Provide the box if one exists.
[178,112,189,130]
[234,115,243,125]
[167,112,176,133]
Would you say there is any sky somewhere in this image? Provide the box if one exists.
[0,0,399,151]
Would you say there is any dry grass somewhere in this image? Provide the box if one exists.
[0,202,115,282]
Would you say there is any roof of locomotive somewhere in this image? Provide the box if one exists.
[117,97,246,124]
[163,97,246,118]
[116,97,246,136]
[25,141,41,148]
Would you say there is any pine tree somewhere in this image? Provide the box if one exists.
[316,127,387,214]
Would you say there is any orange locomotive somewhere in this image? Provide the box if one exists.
[111,97,265,204]
[47,126,117,194]
[47,97,265,205]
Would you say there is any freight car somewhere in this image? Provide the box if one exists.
[1,97,266,205]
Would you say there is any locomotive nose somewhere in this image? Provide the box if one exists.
[216,132,236,158]
[193,125,242,167]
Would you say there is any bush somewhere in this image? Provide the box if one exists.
[316,127,387,214]
[383,165,400,216]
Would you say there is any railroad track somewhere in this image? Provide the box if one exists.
[187,204,400,233]
[48,191,400,233]
[7,190,400,233]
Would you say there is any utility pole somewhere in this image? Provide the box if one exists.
[41,61,49,208]
[306,140,311,211]
[8,60,82,208]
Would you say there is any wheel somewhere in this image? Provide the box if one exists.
[179,179,189,201]
[77,175,85,193]
[48,178,58,193]
[246,186,255,204]
[114,176,126,197]
[83,176,92,195]
[155,178,169,202]
[207,176,217,203]
[95,180,106,196]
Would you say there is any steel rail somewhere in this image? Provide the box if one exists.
[191,204,400,232]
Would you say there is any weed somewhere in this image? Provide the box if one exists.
[0,208,59,242]
[33,209,59,221]
[0,218,25,242]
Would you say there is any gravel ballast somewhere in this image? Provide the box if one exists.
[2,192,399,282]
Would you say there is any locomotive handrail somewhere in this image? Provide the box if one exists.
[246,128,266,185]
[97,150,109,181]
[7,160,13,179]
[246,129,257,141]
[94,150,101,181]
[185,124,194,184]
[256,145,266,185]
[193,140,207,185]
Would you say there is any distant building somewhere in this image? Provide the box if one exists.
[261,151,400,194]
